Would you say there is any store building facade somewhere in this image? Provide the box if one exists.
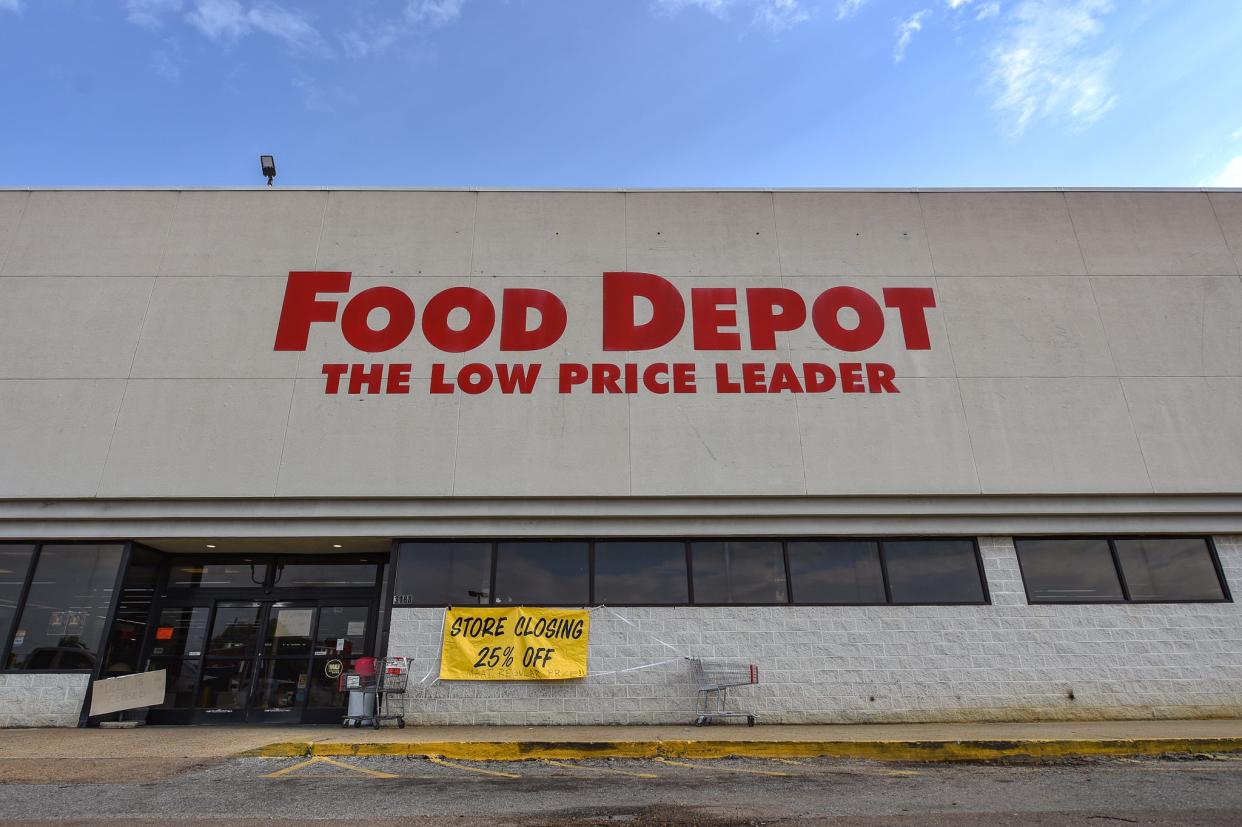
[1,187,1241,727]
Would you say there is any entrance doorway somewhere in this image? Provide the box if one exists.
[136,555,385,725]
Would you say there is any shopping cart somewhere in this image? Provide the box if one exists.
[374,656,409,729]
[688,658,759,726]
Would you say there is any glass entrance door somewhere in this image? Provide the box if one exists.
[145,599,374,724]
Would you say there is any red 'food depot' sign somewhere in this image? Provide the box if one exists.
[273,271,936,397]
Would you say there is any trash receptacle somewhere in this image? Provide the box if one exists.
[339,657,379,728]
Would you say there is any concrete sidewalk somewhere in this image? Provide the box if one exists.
[6,719,1242,765]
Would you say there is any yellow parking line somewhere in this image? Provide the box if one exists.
[655,757,789,778]
[427,756,520,779]
[262,755,398,779]
[262,757,325,778]
[541,759,658,779]
[315,756,399,779]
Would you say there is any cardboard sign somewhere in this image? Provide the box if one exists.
[439,606,589,681]
[89,669,166,717]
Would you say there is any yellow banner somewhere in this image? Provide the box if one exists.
[439,606,589,681]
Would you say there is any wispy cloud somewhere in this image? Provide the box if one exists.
[1212,156,1242,187]
[339,0,469,58]
[754,0,810,30]
[894,10,928,62]
[1231,126,1242,142]
[0,0,22,12]
[406,0,467,26]
[658,0,813,30]
[126,0,182,29]
[186,0,322,51]
[988,0,1118,135]
[975,1,1000,19]
[836,0,867,19]
[943,0,1002,17]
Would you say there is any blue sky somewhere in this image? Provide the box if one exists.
[0,0,1239,187]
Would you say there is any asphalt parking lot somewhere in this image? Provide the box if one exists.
[3,753,1242,826]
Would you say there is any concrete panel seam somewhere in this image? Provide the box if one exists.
[1206,191,1242,277]
[466,191,480,276]
[0,191,30,276]
[450,388,463,496]
[1066,192,1156,493]
[93,198,177,497]
[914,193,982,494]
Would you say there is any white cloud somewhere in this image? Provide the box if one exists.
[126,0,182,29]
[340,22,406,59]
[836,0,867,19]
[989,0,1118,135]
[1231,126,1242,142]
[338,0,467,58]
[894,9,928,62]
[1212,156,1242,187]
[754,0,809,30]
[976,1,1000,19]
[658,0,812,30]
[945,0,971,8]
[0,0,22,12]
[406,0,467,26]
[186,0,322,50]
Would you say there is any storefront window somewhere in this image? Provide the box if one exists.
[691,541,788,604]
[882,540,986,605]
[493,542,589,605]
[788,541,886,604]
[1113,538,1225,602]
[101,546,161,678]
[594,542,689,605]
[1016,537,1228,604]
[0,545,36,663]
[6,544,124,671]
[1014,538,1124,603]
[393,542,492,606]
[167,561,266,589]
[273,562,378,589]
[314,606,369,656]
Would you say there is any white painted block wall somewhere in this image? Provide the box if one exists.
[0,673,88,728]
[386,536,1242,725]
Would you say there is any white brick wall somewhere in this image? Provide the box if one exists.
[0,673,89,727]
[387,536,1242,725]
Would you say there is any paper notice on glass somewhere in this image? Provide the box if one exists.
[346,621,365,636]
[274,609,313,638]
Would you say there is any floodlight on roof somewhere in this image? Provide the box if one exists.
[260,155,276,187]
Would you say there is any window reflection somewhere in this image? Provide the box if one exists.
[691,541,788,604]
[168,562,266,589]
[788,541,886,604]
[393,543,492,606]
[595,542,688,605]
[6,545,124,671]
[272,563,377,589]
[493,542,588,605]
[883,540,986,605]
[0,545,36,663]
[1113,538,1224,602]
[1014,539,1124,603]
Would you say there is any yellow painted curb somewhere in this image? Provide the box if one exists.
[241,737,1242,763]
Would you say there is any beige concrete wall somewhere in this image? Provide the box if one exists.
[1,189,1240,504]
